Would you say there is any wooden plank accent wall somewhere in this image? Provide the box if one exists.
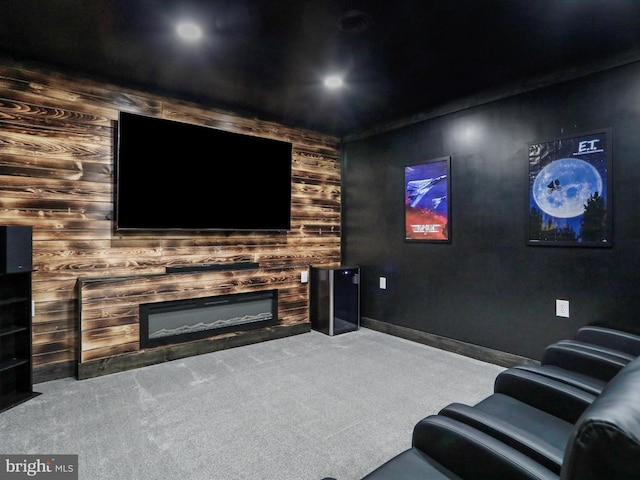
[0,60,341,381]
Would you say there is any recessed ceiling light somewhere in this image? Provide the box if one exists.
[324,75,344,89]
[176,22,203,41]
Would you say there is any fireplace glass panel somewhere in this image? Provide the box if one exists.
[140,290,278,348]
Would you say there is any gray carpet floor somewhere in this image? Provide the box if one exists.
[1,328,505,480]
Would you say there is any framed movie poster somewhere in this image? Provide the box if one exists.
[405,156,451,243]
[528,129,612,247]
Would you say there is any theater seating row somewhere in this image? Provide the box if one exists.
[358,325,640,479]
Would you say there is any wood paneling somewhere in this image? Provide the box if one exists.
[0,60,342,381]
[77,266,308,369]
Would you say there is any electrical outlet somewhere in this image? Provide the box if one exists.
[379,277,387,289]
[556,299,569,318]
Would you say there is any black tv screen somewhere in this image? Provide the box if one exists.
[115,112,293,231]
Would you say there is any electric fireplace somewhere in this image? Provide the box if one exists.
[140,290,278,349]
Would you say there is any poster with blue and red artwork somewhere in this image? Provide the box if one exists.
[404,156,451,242]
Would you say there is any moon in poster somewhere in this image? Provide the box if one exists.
[532,158,603,218]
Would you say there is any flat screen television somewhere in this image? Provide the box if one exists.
[115,112,293,231]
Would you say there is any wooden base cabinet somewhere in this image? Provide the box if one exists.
[0,271,39,413]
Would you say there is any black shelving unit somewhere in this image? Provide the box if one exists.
[0,226,39,412]
[0,272,39,412]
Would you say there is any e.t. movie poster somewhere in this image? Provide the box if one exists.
[528,129,612,247]
[405,156,451,242]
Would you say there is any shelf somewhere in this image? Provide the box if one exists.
[0,268,34,412]
[0,324,28,337]
[0,357,29,373]
[0,296,28,307]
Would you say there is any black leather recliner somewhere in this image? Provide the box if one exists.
[362,415,557,480]
[509,325,640,396]
[438,367,596,473]
[559,354,640,479]
[575,325,640,356]
[358,343,640,479]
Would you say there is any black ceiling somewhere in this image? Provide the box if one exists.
[1,0,640,137]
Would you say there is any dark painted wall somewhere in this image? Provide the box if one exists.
[342,61,640,360]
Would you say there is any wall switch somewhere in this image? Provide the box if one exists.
[556,299,569,318]
[300,271,308,283]
[379,277,387,289]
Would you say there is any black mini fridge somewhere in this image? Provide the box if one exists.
[310,266,360,335]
